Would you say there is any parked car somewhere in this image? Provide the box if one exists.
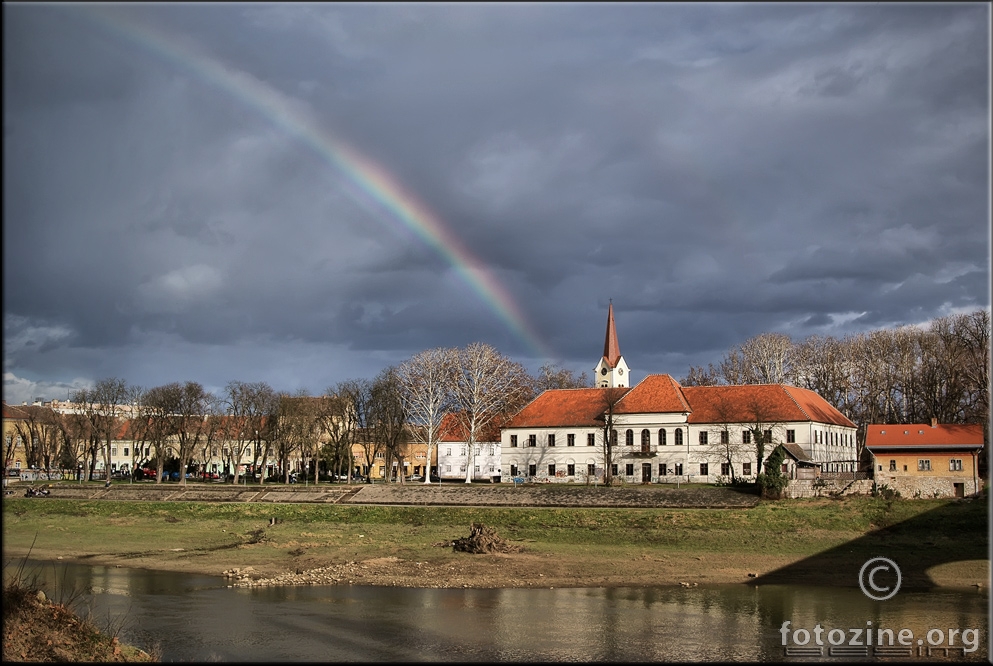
[430,473,441,483]
[407,474,423,482]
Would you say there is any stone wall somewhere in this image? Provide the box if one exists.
[785,476,977,499]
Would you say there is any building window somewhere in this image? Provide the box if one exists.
[567,434,575,447]
[528,434,536,447]
[786,430,795,443]
[889,460,897,472]
[742,462,751,476]
[588,463,596,476]
[700,463,709,476]
[949,459,963,471]
[699,432,708,446]
[720,431,729,445]
[611,464,618,477]
[475,465,480,473]
[611,430,618,446]
[588,433,596,447]
[674,463,683,475]
[721,462,730,476]
[659,463,667,476]
[111,447,118,456]
[917,459,931,472]
[379,466,385,476]
[445,448,451,456]
[461,465,467,472]
[742,430,751,444]
[675,429,683,446]
[510,464,518,476]
[659,429,666,445]
[625,463,634,476]
[641,429,650,448]
[626,430,634,446]
[764,429,772,444]
[548,434,556,447]
[567,463,575,476]
[528,464,537,477]
[445,465,452,472]
[510,435,518,448]
[548,464,556,476]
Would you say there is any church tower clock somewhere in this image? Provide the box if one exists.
[593,301,630,388]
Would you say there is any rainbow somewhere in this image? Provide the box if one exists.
[72,6,553,360]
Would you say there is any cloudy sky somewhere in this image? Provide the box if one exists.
[3,3,990,405]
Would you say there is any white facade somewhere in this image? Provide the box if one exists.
[501,416,857,484]
[437,440,502,481]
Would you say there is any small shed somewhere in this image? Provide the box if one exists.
[777,443,820,480]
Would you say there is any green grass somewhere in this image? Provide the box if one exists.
[3,496,985,560]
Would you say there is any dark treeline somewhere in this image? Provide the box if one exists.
[681,309,990,456]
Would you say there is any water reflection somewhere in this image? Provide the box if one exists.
[4,559,987,662]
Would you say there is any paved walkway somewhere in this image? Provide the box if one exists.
[16,481,759,508]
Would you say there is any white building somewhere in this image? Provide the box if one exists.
[501,306,857,484]
[435,412,503,482]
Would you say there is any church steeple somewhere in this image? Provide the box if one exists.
[602,300,621,368]
[594,301,630,388]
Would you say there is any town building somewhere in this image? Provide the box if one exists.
[435,412,502,482]
[500,306,858,484]
[865,421,983,498]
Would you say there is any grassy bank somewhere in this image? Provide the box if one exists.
[2,496,987,589]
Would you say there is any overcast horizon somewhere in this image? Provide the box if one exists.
[3,2,990,406]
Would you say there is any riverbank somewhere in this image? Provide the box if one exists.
[2,492,987,590]
[2,571,154,662]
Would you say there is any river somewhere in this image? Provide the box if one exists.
[4,559,988,661]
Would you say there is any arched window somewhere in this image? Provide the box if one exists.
[675,429,683,446]
[610,429,618,446]
[626,429,634,446]
[659,428,666,445]
[641,429,651,453]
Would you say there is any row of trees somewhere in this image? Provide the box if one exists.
[7,310,985,484]
[5,343,588,485]
[682,309,990,464]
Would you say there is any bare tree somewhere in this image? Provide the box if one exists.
[702,393,752,484]
[318,384,363,483]
[396,347,456,483]
[222,381,276,484]
[534,362,591,391]
[450,342,534,484]
[89,378,133,485]
[594,387,628,486]
[721,332,795,385]
[336,379,377,482]
[369,367,409,483]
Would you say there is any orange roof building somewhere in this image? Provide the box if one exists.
[500,305,859,484]
[865,421,983,498]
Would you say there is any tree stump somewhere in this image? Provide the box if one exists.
[452,523,521,554]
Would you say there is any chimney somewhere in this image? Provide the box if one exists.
[930,417,938,428]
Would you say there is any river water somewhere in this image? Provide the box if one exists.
[4,559,988,662]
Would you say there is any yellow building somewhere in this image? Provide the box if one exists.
[865,421,983,498]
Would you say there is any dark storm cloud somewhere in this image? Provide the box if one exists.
[3,2,989,404]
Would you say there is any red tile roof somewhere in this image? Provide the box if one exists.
[506,379,854,429]
[615,374,690,414]
[438,412,503,442]
[3,404,30,419]
[506,388,630,428]
[681,384,855,427]
[865,423,984,449]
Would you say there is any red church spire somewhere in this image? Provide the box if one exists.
[602,301,621,368]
